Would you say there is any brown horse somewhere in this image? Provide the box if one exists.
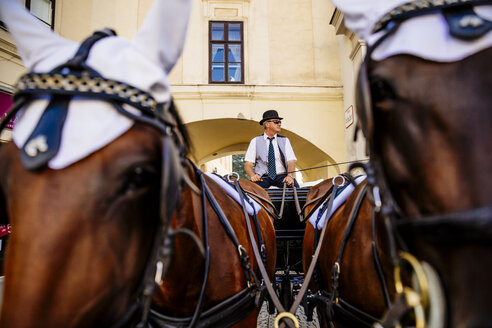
[150,170,276,327]
[351,3,492,327]
[0,123,169,327]
[302,177,396,327]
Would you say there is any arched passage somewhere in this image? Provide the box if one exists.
[186,118,344,182]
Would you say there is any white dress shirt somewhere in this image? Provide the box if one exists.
[245,133,296,175]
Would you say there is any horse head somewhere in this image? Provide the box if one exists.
[335,0,492,326]
[0,0,192,326]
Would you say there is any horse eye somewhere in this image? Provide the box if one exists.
[124,166,158,194]
[370,78,396,104]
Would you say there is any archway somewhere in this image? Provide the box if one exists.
[186,118,344,182]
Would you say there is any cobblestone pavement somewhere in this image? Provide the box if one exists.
[257,301,319,327]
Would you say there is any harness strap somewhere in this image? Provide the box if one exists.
[233,181,296,328]
[301,187,332,223]
[371,207,391,308]
[292,185,302,221]
[278,184,303,222]
[374,295,413,328]
[186,172,213,328]
[302,171,354,224]
[149,287,259,328]
[67,28,116,66]
[249,202,268,266]
[242,189,280,220]
[198,171,258,287]
[277,181,342,327]
[326,184,368,321]
[372,0,492,33]
[333,299,380,327]
[314,292,380,327]
[397,205,492,242]
[278,183,287,219]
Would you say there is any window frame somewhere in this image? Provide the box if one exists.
[208,21,244,84]
[1,0,56,30]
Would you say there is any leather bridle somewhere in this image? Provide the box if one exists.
[355,0,492,327]
[0,29,189,328]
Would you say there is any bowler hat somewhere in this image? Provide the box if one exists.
[259,110,283,125]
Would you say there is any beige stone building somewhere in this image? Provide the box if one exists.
[0,0,367,182]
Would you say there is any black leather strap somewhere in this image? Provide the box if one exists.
[443,4,492,40]
[67,28,116,66]
[242,188,280,220]
[397,205,492,243]
[149,287,258,328]
[19,95,70,170]
[372,0,492,33]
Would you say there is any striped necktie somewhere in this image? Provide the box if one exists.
[267,137,276,180]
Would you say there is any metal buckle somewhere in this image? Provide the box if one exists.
[332,175,346,187]
[274,312,300,328]
[394,252,430,328]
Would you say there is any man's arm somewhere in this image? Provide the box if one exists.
[282,138,297,186]
[245,161,262,182]
[244,138,262,182]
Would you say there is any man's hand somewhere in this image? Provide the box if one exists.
[245,162,262,182]
[250,174,263,182]
[283,174,294,186]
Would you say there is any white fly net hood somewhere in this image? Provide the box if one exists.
[0,0,192,169]
[331,0,492,61]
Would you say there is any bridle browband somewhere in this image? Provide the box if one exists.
[0,29,189,328]
[355,0,492,327]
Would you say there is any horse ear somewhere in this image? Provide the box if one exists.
[131,0,192,73]
[0,0,75,71]
[355,59,374,148]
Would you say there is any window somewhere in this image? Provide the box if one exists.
[1,0,55,29]
[209,21,244,84]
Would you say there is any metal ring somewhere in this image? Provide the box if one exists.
[332,175,346,187]
[154,260,164,285]
[274,312,299,328]
[237,245,246,257]
[399,252,429,309]
[402,287,425,328]
[393,252,429,328]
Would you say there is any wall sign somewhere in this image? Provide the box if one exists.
[344,105,354,128]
